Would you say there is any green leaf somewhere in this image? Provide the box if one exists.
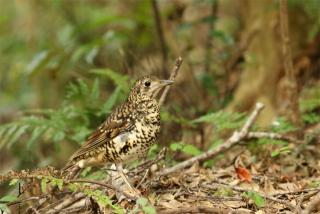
[257,138,287,146]
[1,124,18,148]
[90,78,100,101]
[41,178,48,193]
[9,179,19,186]
[170,142,202,156]
[67,183,79,192]
[7,125,29,148]
[271,146,291,157]
[0,195,18,202]
[300,98,320,112]
[27,126,48,149]
[182,144,202,156]
[302,112,320,124]
[84,170,108,180]
[52,131,65,143]
[0,203,9,212]
[50,177,64,190]
[243,191,265,208]
[100,86,122,113]
[26,50,50,75]
[170,142,183,151]
[90,68,129,91]
[192,111,246,131]
[271,117,297,133]
[137,197,156,214]
[142,206,156,214]
[136,197,148,206]
[85,47,99,64]
[78,79,89,96]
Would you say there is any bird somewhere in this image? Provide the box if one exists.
[62,75,173,191]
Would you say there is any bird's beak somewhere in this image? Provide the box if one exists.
[159,79,174,86]
[149,79,174,99]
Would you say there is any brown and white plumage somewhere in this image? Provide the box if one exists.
[62,76,173,183]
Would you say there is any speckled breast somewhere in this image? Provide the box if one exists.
[106,118,160,163]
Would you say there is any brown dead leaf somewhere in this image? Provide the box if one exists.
[235,166,252,182]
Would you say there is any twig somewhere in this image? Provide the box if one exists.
[159,57,183,106]
[247,131,303,144]
[135,168,149,189]
[303,192,320,214]
[129,147,167,176]
[45,193,85,214]
[183,192,243,202]
[151,0,168,77]
[68,179,137,201]
[5,195,47,206]
[271,187,320,197]
[156,103,264,177]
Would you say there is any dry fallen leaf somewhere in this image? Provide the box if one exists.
[235,166,252,183]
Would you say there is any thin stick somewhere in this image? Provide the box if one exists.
[46,193,85,214]
[159,57,183,106]
[272,188,320,197]
[68,179,137,201]
[129,147,167,176]
[135,168,149,189]
[156,103,264,177]
[5,196,46,206]
[247,131,303,144]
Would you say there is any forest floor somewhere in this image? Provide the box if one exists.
[2,103,320,214]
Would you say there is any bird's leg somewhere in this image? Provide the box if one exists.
[116,163,134,191]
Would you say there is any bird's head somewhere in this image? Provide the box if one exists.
[128,76,173,102]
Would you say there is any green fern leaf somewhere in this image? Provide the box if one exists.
[90,68,129,91]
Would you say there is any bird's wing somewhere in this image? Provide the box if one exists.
[67,105,135,162]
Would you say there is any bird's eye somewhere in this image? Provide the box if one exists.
[144,81,151,87]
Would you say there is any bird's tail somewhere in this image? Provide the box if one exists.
[61,161,81,179]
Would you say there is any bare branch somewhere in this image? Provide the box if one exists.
[68,179,137,201]
[129,147,167,176]
[247,131,303,144]
[46,193,85,214]
[159,57,183,106]
[156,103,264,177]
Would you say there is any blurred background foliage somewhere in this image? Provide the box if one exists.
[0,0,320,185]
